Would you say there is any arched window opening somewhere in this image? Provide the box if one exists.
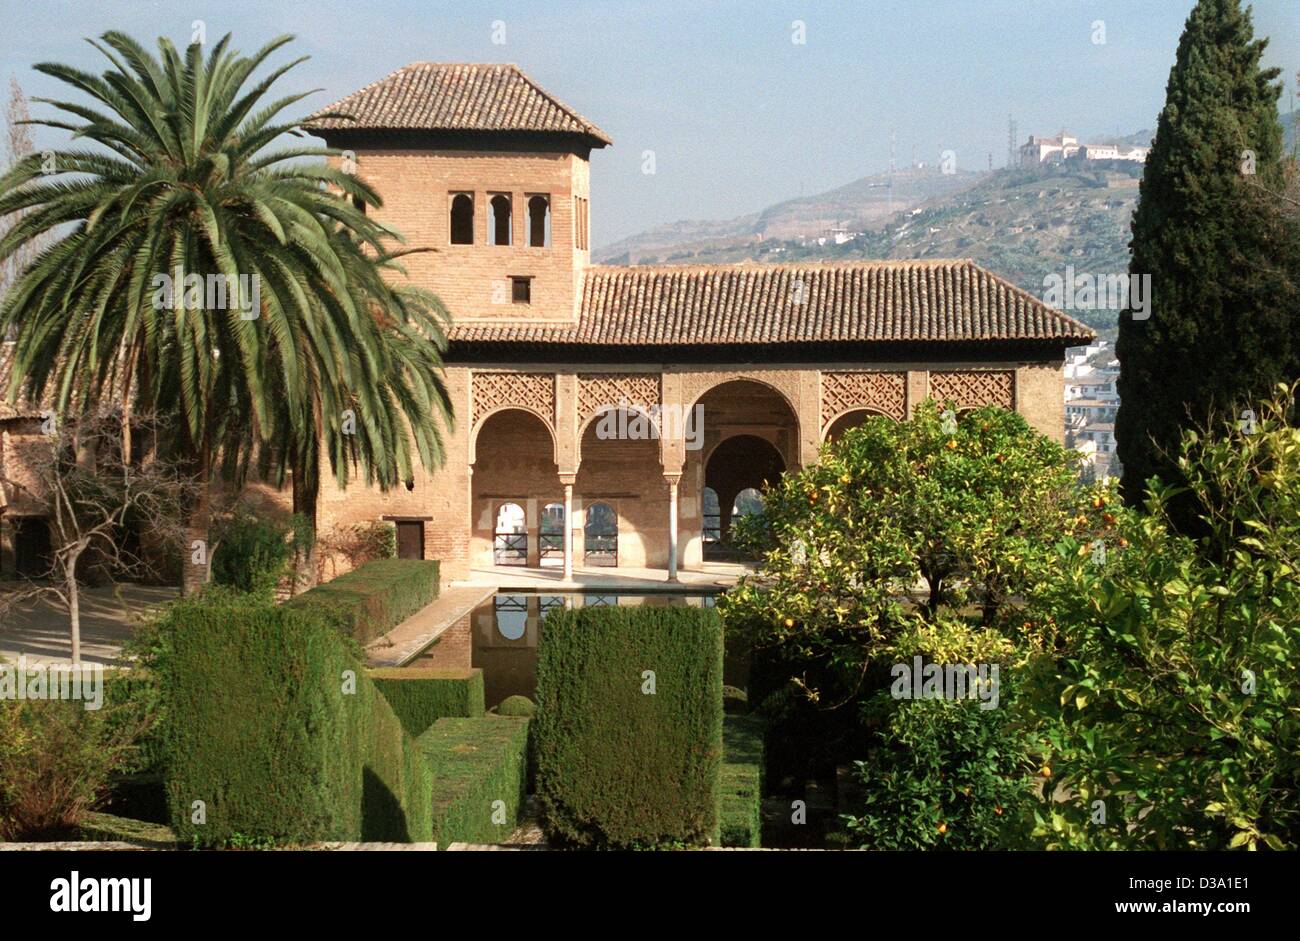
[702,487,721,545]
[527,194,550,247]
[540,502,565,567]
[584,502,618,567]
[493,502,527,566]
[450,193,474,244]
[732,488,765,521]
[490,193,513,246]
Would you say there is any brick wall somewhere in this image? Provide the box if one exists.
[339,147,589,322]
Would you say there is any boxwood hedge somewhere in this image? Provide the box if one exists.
[719,715,765,847]
[534,605,724,848]
[370,668,486,736]
[158,596,432,846]
[286,558,439,643]
[417,717,530,848]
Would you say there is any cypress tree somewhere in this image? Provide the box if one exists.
[1116,0,1297,519]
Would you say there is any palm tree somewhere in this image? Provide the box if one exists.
[0,32,453,594]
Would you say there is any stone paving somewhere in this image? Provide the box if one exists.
[364,584,495,667]
[0,583,177,665]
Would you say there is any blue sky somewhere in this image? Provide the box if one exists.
[1,0,1296,245]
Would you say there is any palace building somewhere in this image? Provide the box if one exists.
[0,62,1094,583]
[304,62,1092,584]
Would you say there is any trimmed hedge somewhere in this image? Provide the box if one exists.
[79,812,176,848]
[534,605,724,848]
[370,668,486,736]
[417,717,531,849]
[286,558,439,643]
[496,695,536,717]
[158,596,432,846]
[719,715,765,848]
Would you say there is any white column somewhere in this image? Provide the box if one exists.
[666,474,680,582]
[563,480,574,581]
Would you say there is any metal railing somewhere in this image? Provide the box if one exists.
[493,531,528,566]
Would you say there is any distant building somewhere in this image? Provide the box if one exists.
[1077,142,1150,163]
[1021,132,1149,167]
[1064,340,1122,481]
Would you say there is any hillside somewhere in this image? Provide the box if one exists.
[596,166,983,266]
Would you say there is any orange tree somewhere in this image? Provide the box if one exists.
[719,402,1092,845]
[722,400,1083,669]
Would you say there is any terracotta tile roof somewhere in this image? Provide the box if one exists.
[306,63,612,146]
[448,260,1096,347]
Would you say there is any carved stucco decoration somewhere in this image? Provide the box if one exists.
[471,371,556,428]
[577,373,661,430]
[928,370,1015,410]
[820,371,907,426]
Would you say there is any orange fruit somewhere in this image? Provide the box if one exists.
[1040,766,1052,778]
[937,822,947,834]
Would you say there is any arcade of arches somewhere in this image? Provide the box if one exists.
[315,362,1063,583]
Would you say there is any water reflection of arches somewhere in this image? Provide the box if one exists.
[584,502,618,566]
[494,593,527,640]
[494,502,526,565]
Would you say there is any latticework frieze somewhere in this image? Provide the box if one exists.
[927,370,1015,410]
[820,371,907,425]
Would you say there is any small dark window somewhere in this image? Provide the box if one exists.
[511,276,532,304]
[527,194,550,247]
[490,193,512,246]
[450,192,474,244]
[351,194,367,215]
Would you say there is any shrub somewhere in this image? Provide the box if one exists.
[103,669,163,775]
[534,605,724,848]
[157,593,432,846]
[719,715,764,847]
[211,510,309,598]
[843,693,1035,850]
[496,695,536,717]
[840,615,1034,850]
[316,521,397,580]
[1025,387,1300,850]
[722,685,749,714]
[286,558,439,644]
[370,668,486,736]
[417,717,530,848]
[0,696,147,840]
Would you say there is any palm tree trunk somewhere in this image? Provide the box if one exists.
[291,453,320,594]
[181,450,211,598]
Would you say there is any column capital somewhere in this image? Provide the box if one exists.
[559,472,577,487]
[662,472,682,486]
